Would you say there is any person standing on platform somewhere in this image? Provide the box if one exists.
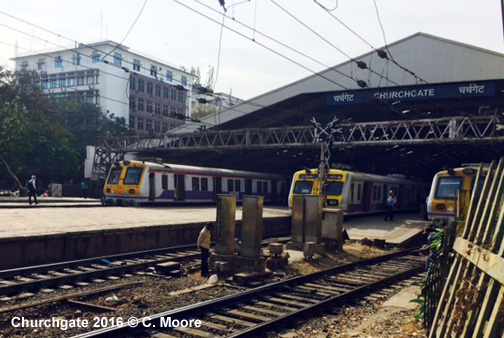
[27,175,38,205]
[384,190,397,221]
[80,180,88,199]
[197,222,213,277]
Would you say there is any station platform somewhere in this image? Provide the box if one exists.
[0,198,292,270]
[344,212,431,246]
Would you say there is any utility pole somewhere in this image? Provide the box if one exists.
[310,117,342,203]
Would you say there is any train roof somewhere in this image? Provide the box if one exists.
[127,160,285,180]
[293,168,425,185]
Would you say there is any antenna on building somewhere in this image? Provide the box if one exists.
[206,66,214,90]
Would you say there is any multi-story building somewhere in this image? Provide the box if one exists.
[11,41,197,134]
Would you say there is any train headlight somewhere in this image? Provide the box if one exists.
[435,204,446,210]
[106,188,111,193]
[129,189,136,194]
[327,200,339,206]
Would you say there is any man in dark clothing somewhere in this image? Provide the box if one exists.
[27,175,38,205]
[384,190,397,221]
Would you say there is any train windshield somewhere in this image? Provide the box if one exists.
[123,167,144,185]
[107,167,122,185]
[325,181,343,196]
[435,176,463,199]
[294,181,314,194]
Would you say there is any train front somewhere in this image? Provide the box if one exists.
[103,160,146,206]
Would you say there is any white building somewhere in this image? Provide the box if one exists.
[11,41,198,134]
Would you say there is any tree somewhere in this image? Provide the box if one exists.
[0,67,78,188]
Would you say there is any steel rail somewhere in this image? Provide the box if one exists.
[71,247,425,338]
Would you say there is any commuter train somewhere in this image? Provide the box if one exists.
[103,160,287,206]
[288,168,427,215]
[426,165,487,227]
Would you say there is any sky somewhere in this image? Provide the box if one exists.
[0,0,503,100]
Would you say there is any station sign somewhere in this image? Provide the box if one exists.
[326,81,496,106]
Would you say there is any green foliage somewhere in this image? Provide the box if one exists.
[429,228,445,251]
[410,296,425,322]
[0,67,128,188]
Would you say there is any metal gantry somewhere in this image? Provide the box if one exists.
[92,115,504,180]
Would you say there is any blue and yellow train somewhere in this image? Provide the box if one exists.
[103,160,287,206]
[288,168,427,215]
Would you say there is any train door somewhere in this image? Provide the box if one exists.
[174,174,185,201]
[245,179,252,195]
[271,180,278,203]
[362,181,372,212]
[149,172,156,201]
[213,177,222,201]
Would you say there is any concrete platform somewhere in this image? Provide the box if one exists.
[344,212,431,246]
[0,196,101,208]
[0,203,291,270]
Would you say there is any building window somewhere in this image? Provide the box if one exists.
[155,103,161,115]
[162,105,168,116]
[137,117,144,130]
[130,77,136,90]
[130,96,136,110]
[146,119,152,132]
[133,59,141,71]
[150,65,157,77]
[92,51,100,63]
[166,71,172,82]
[37,58,45,70]
[55,56,62,68]
[113,52,122,66]
[129,116,135,129]
[181,76,187,86]
[72,53,81,65]
[87,75,94,85]
[138,79,144,92]
[68,73,75,86]
[155,84,161,97]
[147,82,153,95]
[50,75,57,88]
[138,98,144,112]
[163,86,169,99]
[154,121,160,133]
[42,78,49,89]
[146,101,153,114]
[78,75,85,85]
[21,61,28,69]
[59,78,66,87]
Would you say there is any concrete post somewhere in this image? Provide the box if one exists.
[215,194,236,255]
[304,195,323,244]
[322,208,344,250]
[291,195,305,244]
[240,196,264,258]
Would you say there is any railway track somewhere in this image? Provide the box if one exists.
[72,248,426,338]
[0,237,290,301]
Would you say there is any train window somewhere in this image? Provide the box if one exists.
[263,181,268,193]
[227,179,233,192]
[192,177,200,191]
[123,167,143,185]
[107,167,122,184]
[351,183,354,203]
[294,181,313,194]
[162,175,168,189]
[235,180,241,192]
[357,184,361,201]
[436,177,463,199]
[201,177,208,191]
[257,181,263,193]
[325,181,343,196]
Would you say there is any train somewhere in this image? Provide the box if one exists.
[288,168,427,215]
[103,160,287,206]
[426,165,486,227]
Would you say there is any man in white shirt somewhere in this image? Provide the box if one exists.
[197,222,213,277]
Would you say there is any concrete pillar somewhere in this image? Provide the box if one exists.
[215,195,236,255]
[240,196,264,258]
[322,208,344,250]
[291,195,305,244]
[304,195,323,244]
